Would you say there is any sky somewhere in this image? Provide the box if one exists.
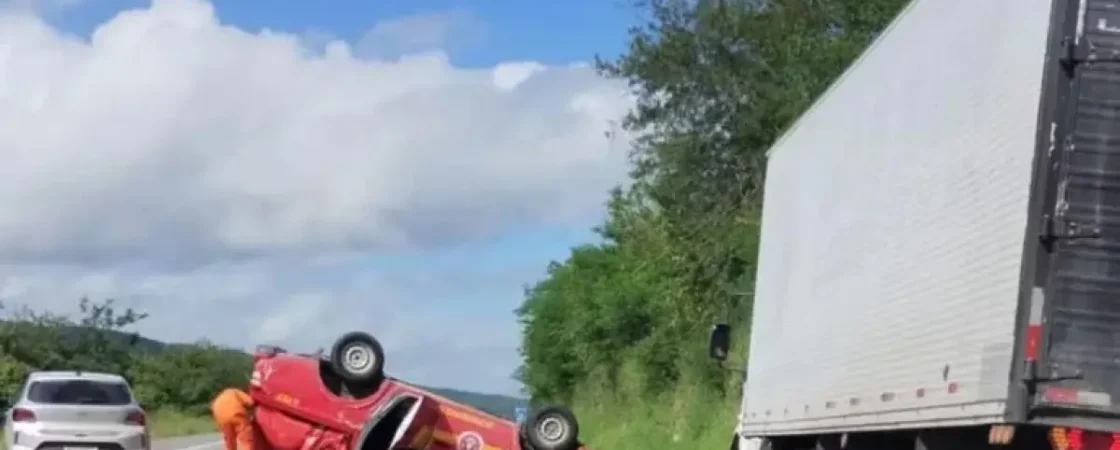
[0,0,640,397]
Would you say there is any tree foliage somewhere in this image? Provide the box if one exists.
[517,0,910,403]
[0,299,251,415]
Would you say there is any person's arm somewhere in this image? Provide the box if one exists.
[234,389,255,407]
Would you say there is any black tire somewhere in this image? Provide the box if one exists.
[329,331,386,384]
[523,405,580,450]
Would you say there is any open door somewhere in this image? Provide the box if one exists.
[390,396,437,450]
[353,394,437,450]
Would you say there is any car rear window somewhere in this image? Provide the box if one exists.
[27,380,133,405]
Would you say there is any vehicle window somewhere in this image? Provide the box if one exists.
[13,378,28,402]
[27,380,132,405]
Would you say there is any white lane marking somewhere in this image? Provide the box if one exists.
[171,439,224,450]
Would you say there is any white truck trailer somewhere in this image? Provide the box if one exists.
[706,0,1120,449]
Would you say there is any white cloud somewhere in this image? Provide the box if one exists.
[0,0,632,266]
[492,62,547,92]
[254,292,329,343]
[355,8,487,60]
[0,0,633,395]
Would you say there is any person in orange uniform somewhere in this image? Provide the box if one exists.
[211,388,256,450]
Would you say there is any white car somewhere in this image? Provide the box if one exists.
[3,371,150,450]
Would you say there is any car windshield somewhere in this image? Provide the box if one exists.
[27,379,132,405]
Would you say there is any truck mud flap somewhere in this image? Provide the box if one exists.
[1036,0,1120,416]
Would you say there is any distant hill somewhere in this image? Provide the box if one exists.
[82,327,527,420]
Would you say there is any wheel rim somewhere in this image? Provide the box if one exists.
[343,343,374,374]
[536,416,568,443]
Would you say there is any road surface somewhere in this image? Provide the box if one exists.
[153,434,222,450]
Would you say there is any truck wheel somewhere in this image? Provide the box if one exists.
[524,406,580,450]
[330,331,386,385]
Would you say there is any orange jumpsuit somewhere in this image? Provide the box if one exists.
[211,388,255,450]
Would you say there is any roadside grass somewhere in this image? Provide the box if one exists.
[566,325,750,450]
[149,409,216,438]
[573,385,737,450]
[570,361,741,450]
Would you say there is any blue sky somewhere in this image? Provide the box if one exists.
[43,0,638,67]
[0,0,637,397]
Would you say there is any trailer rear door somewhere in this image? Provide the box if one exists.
[1038,0,1120,416]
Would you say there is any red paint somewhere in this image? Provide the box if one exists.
[1026,324,1042,360]
[947,382,959,394]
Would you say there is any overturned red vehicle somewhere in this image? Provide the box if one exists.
[248,331,586,450]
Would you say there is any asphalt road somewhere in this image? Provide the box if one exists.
[152,434,223,450]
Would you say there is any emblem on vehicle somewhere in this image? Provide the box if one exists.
[455,431,483,450]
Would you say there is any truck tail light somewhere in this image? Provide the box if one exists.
[11,408,35,422]
[1050,427,1118,450]
[125,410,146,426]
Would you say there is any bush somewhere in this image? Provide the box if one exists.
[0,298,251,433]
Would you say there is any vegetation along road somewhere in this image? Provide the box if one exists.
[0,1,913,449]
[514,0,911,449]
[0,298,526,440]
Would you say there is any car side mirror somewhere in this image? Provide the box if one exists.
[708,323,731,361]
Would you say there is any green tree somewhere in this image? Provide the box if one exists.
[516,0,910,441]
[128,342,251,414]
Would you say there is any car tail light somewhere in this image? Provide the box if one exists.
[125,410,146,426]
[11,408,35,422]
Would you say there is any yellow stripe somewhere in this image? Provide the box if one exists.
[437,405,497,429]
[433,429,454,443]
[408,425,434,449]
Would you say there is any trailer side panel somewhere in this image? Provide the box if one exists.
[742,0,1054,435]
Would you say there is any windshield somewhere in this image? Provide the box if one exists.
[27,379,133,405]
